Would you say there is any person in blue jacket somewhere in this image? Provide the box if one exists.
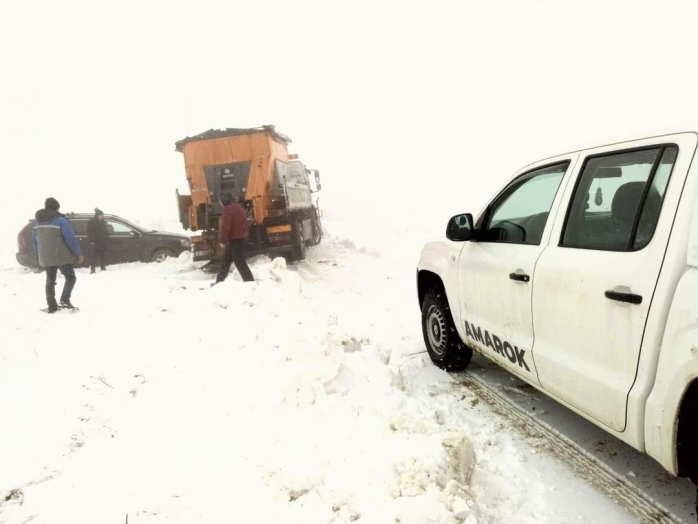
[32,198,84,312]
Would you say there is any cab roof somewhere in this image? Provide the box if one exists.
[174,125,291,152]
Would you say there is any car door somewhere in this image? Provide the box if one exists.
[106,220,143,264]
[68,219,89,262]
[458,156,576,383]
[532,135,695,432]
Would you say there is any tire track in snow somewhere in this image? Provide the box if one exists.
[453,372,685,524]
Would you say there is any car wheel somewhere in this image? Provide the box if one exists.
[150,248,175,263]
[421,289,473,371]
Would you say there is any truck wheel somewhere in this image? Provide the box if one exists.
[421,289,472,371]
[150,249,175,263]
[309,215,323,246]
[292,219,306,261]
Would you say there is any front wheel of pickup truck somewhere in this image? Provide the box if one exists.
[421,289,472,371]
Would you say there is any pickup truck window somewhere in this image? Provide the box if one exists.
[480,162,568,245]
[562,146,678,251]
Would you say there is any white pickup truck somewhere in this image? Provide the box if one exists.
[417,132,698,485]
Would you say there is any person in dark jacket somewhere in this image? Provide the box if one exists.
[214,192,254,284]
[87,208,109,273]
[32,197,84,312]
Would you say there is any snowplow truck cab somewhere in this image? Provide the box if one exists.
[175,126,322,262]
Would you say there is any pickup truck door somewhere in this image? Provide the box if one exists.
[531,137,692,432]
[458,156,577,383]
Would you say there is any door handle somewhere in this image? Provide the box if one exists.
[509,272,530,283]
[604,290,642,305]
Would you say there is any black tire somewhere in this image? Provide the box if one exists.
[677,384,698,484]
[291,219,306,261]
[150,248,175,263]
[308,214,323,246]
[421,289,473,371]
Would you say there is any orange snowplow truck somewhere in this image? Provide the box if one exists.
[175,126,322,263]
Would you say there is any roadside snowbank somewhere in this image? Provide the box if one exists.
[0,234,634,523]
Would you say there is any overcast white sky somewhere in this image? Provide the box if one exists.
[1,0,697,238]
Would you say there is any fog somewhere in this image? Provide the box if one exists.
[2,0,697,241]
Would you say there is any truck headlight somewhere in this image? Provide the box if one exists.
[180,238,191,248]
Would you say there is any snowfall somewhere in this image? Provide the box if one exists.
[0,216,642,524]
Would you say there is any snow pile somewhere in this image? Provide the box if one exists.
[0,236,633,523]
[320,206,444,262]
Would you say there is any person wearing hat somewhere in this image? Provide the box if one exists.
[87,208,109,273]
[214,192,254,284]
[32,197,84,312]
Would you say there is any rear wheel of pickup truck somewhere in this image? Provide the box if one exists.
[421,289,472,371]
[678,380,698,485]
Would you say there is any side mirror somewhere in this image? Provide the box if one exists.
[313,170,320,184]
[446,213,475,241]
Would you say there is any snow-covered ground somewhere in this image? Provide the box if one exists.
[0,226,641,523]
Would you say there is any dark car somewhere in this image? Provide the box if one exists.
[16,213,192,269]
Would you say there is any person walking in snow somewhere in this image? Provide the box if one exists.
[87,207,109,273]
[32,197,83,312]
[214,192,254,284]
